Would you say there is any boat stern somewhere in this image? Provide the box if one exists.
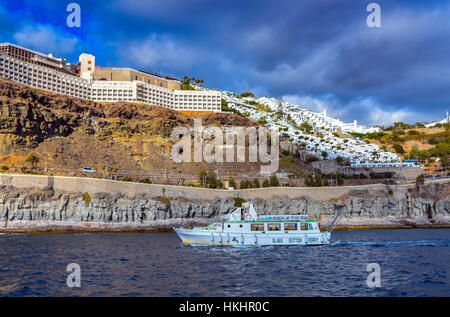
[321,231,331,244]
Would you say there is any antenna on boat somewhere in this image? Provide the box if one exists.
[327,205,345,233]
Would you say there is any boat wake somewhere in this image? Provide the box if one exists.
[330,240,450,247]
[188,243,264,248]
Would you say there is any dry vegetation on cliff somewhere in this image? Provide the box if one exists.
[0,78,261,179]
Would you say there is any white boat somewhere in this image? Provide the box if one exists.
[174,203,343,246]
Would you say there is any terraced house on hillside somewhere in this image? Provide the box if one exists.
[0,43,221,112]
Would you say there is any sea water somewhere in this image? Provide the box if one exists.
[0,229,448,296]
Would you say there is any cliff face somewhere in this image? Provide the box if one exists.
[0,77,192,154]
[0,77,257,175]
[0,181,448,232]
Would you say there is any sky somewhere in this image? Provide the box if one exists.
[0,0,448,127]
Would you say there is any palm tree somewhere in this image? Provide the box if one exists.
[26,154,40,169]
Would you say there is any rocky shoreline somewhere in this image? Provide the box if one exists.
[0,180,449,233]
[1,223,449,234]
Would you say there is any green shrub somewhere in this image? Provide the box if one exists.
[82,192,91,203]
[25,154,40,169]
[262,179,270,188]
[304,174,314,187]
[186,183,201,187]
[161,188,170,205]
[336,172,344,186]
[240,92,255,98]
[239,180,252,189]
[1,166,9,171]
[199,169,221,188]
[234,198,246,207]
[299,122,313,134]
[393,144,405,154]
[139,178,152,184]
[228,178,237,189]
[428,137,438,145]
[162,196,170,206]
[269,174,279,186]
[281,149,290,156]
[305,173,324,187]
[416,175,425,184]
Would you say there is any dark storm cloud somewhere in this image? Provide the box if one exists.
[1,0,449,125]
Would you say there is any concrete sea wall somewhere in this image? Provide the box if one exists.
[0,174,449,232]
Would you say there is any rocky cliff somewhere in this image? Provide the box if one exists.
[0,77,258,176]
[0,181,448,232]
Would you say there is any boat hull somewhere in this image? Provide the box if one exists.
[174,228,331,246]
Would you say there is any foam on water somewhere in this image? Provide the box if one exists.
[189,243,264,248]
[330,239,450,247]
[189,239,450,248]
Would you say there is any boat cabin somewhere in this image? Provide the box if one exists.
[221,203,320,233]
[224,203,258,221]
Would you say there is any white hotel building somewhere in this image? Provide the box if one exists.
[0,43,221,112]
[91,79,221,111]
[0,43,90,99]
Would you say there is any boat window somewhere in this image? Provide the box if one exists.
[284,223,297,231]
[251,224,264,231]
[301,223,309,230]
[267,223,281,231]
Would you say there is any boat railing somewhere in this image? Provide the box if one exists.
[327,205,345,233]
[258,214,318,222]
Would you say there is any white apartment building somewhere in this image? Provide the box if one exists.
[173,90,221,111]
[79,53,95,81]
[0,45,90,99]
[91,80,221,111]
[0,43,221,112]
[91,81,136,103]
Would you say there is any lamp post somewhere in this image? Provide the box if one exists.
[45,139,48,172]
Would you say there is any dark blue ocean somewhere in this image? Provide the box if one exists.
[0,229,448,297]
